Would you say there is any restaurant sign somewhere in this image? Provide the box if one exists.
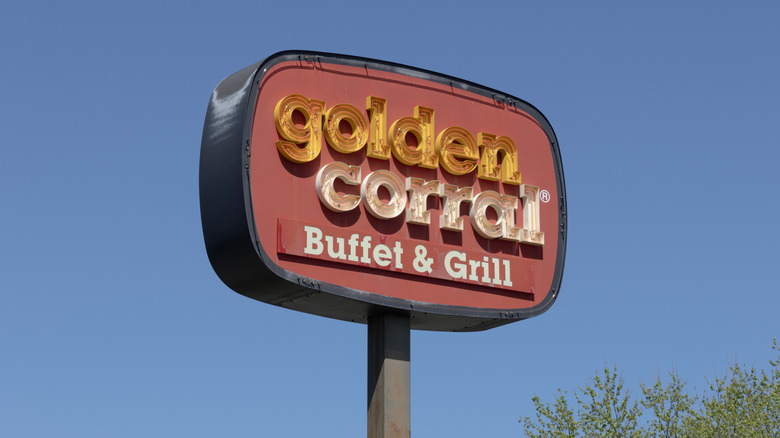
[199,51,566,331]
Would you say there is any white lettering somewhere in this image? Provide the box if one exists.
[304,226,323,255]
[311,161,544,247]
[360,235,372,263]
[491,257,501,285]
[439,184,473,231]
[373,244,392,267]
[444,251,467,279]
[468,259,481,281]
[481,257,491,283]
[392,241,404,269]
[361,170,406,219]
[470,191,521,241]
[518,184,545,246]
[325,235,346,260]
[315,162,361,212]
[294,223,516,288]
[405,177,440,225]
[347,234,360,261]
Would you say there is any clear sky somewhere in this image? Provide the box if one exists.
[2,1,779,437]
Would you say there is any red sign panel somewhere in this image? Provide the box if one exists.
[200,51,566,331]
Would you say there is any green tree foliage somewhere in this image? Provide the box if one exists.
[640,371,695,438]
[576,364,643,438]
[521,340,780,437]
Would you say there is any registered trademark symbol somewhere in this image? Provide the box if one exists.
[540,190,551,203]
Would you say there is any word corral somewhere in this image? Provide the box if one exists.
[316,162,543,245]
[275,94,544,245]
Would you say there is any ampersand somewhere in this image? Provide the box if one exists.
[413,245,434,273]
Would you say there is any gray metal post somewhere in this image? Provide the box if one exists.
[367,313,410,438]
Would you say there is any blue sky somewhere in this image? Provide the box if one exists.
[2,1,779,436]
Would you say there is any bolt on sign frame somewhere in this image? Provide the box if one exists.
[200,51,566,333]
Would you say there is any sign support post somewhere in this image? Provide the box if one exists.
[367,313,411,438]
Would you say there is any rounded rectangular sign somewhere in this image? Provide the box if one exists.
[200,51,566,331]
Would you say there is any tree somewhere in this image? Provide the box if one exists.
[522,390,577,438]
[640,371,695,438]
[521,340,780,437]
[683,339,780,437]
[522,365,642,438]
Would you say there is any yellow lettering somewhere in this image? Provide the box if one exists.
[366,96,390,160]
[437,126,478,175]
[274,94,325,163]
[389,106,437,168]
[274,94,526,186]
[324,103,368,154]
[477,133,521,185]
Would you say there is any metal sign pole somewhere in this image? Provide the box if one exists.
[367,313,410,438]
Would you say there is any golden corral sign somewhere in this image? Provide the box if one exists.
[200,51,566,331]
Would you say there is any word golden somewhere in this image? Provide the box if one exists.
[274,93,521,184]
